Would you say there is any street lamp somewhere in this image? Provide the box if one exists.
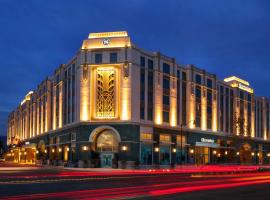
[180,120,196,165]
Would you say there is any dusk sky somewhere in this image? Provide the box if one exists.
[1,0,270,135]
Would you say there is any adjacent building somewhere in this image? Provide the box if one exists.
[6,31,270,167]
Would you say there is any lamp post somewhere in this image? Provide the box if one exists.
[180,120,196,165]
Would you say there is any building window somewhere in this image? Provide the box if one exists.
[160,134,171,143]
[140,56,145,67]
[140,57,145,120]
[148,59,153,69]
[163,63,170,74]
[147,68,154,121]
[110,53,117,63]
[95,53,102,64]
[195,74,201,84]
[163,95,170,106]
[163,111,170,123]
[140,143,152,165]
[140,133,152,141]
[160,145,170,165]
[207,78,212,88]
[163,77,170,90]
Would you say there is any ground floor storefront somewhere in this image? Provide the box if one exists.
[5,123,270,168]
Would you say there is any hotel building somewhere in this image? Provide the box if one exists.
[6,31,270,167]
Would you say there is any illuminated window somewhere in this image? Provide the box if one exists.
[140,133,152,141]
[176,135,186,146]
[96,130,119,152]
[96,68,115,118]
[160,134,171,143]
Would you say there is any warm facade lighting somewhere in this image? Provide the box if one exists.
[225,151,228,155]
[121,84,131,120]
[257,153,260,157]
[82,31,131,50]
[83,146,88,151]
[58,148,62,153]
[224,76,250,86]
[36,150,39,154]
[190,149,194,154]
[236,152,240,156]
[213,150,217,155]
[52,149,55,153]
[170,93,177,127]
[251,152,255,156]
[67,147,70,152]
[172,148,177,153]
[154,147,159,152]
[20,91,34,105]
[24,152,27,156]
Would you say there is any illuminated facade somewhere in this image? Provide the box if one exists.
[6,31,270,167]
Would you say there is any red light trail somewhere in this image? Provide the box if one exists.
[3,171,270,200]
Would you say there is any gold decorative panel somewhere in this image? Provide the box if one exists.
[96,68,115,118]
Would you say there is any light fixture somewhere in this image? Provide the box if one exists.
[236,152,240,156]
[19,152,22,156]
[58,148,62,153]
[190,149,194,154]
[36,150,39,154]
[45,149,47,153]
[83,146,88,151]
[122,145,128,151]
[257,153,260,157]
[251,152,255,156]
[154,147,159,152]
[52,149,55,153]
[24,152,27,156]
[225,151,228,155]
[213,150,217,155]
[267,153,270,157]
[172,148,177,153]
[67,147,70,152]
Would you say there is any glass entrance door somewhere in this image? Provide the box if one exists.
[195,147,209,165]
[100,153,113,168]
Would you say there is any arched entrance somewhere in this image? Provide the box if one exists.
[240,143,252,164]
[89,126,121,168]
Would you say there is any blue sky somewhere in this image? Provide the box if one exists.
[1,0,270,135]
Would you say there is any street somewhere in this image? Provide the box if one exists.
[1,164,270,199]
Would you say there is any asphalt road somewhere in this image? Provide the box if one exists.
[1,165,270,200]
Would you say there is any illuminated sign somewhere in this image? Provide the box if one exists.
[102,38,110,45]
[201,138,215,143]
[88,31,128,39]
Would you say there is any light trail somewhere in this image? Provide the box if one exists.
[3,172,270,200]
